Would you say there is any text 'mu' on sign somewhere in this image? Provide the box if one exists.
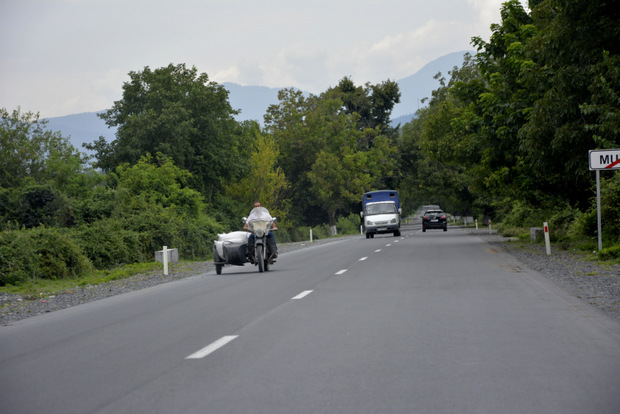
[589,149,620,171]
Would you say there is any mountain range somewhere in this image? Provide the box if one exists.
[44,51,471,154]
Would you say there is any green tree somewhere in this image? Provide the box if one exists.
[90,64,243,200]
[399,99,477,216]
[111,153,205,219]
[398,54,481,216]
[580,51,620,149]
[304,98,369,230]
[521,0,620,208]
[264,89,322,224]
[265,88,399,229]
[225,122,289,222]
[0,107,87,189]
[324,77,401,143]
[451,1,538,208]
[108,153,224,259]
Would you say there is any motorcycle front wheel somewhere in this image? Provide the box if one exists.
[257,245,264,272]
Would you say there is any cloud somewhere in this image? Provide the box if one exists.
[0,0,530,117]
[221,17,474,93]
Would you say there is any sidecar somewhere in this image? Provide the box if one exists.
[213,231,250,274]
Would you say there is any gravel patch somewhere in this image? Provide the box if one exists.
[479,233,620,320]
[2,233,619,326]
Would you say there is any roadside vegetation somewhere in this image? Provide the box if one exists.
[1,0,618,297]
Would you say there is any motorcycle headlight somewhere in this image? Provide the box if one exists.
[255,229,265,237]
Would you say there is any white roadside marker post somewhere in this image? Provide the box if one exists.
[163,245,168,275]
[543,223,551,256]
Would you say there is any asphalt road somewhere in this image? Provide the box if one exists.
[2,226,620,413]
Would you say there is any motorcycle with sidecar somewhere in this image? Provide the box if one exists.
[213,207,277,274]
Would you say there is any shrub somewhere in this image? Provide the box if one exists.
[600,173,620,242]
[312,224,331,239]
[597,245,620,260]
[337,213,362,235]
[568,208,597,239]
[72,187,117,224]
[0,182,76,229]
[121,207,225,262]
[75,219,147,269]
[0,231,37,285]
[175,214,226,260]
[0,227,92,286]
[499,201,547,228]
[547,204,580,241]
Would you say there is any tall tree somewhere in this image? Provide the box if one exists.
[264,89,322,224]
[521,0,620,208]
[0,107,87,189]
[325,77,401,144]
[265,87,399,228]
[89,64,242,200]
[399,57,480,216]
[225,121,289,222]
[452,1,538,208]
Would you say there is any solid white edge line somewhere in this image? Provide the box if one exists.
[186,335,238,359]
[335,269,348,275]
[359,257,368,261]
[292,290,313,299]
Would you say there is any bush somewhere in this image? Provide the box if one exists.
[568,208,597,239]
[597,245,620,260]
[498,226,528,238]
[277,226,311,243]
[313,224,332,239]
[175,214,226,260]
[0,227,93,286]
[72,187,117,224]
[337,213,362,235]
[121,207,225,262]
[498,201,545,228]
[75,219,148,269]
[0,231,37,285]
[0,182,76,229]
[547,204,580,241]
[600,173,620,242]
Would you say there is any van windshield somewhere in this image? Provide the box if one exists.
[366,203,397,215]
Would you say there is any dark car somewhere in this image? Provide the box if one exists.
[422,210,447,232]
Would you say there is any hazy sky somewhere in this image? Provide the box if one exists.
[1,0,527,118]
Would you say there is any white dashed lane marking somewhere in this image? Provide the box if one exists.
[186,336,238,360]
[292,290,313,299]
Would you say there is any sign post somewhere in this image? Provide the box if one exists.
[588,149,620,251]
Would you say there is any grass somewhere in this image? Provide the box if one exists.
[0,262,163,299]
[498,227,620,266]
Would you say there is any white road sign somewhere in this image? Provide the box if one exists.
[589,149,620,170]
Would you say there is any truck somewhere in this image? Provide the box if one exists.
[360,190,401,238]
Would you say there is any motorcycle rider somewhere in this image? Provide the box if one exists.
[243,201,278,261]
